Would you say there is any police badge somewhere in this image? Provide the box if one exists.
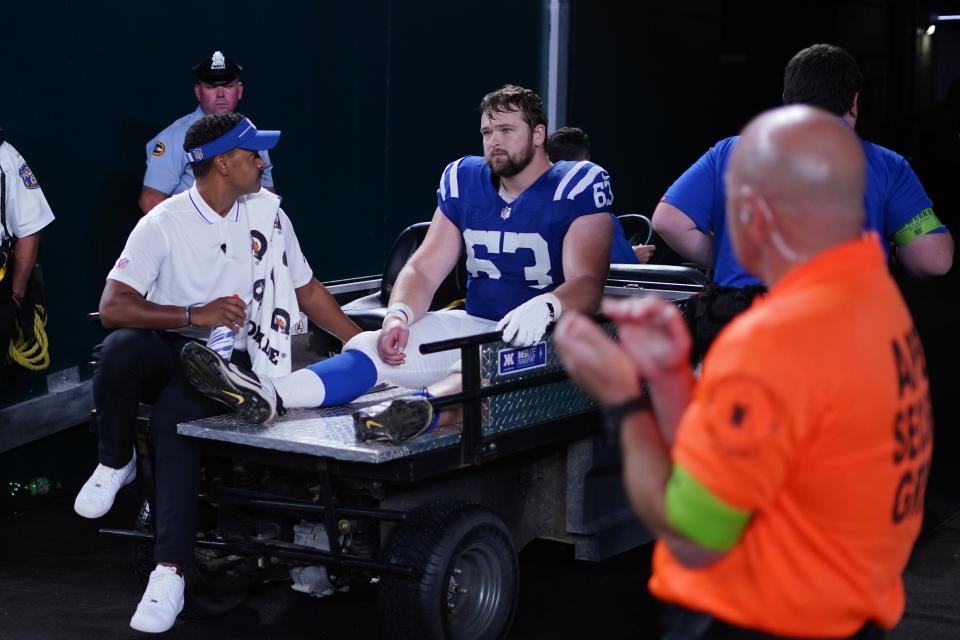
[18,164,39,189]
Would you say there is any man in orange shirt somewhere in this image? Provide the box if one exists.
[554,105,931,639]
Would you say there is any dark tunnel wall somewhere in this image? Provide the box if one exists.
[0,1,543,374]
[566,0,919,224]
[566,0,959,484]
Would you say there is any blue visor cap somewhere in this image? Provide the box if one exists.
[185,118,280,163]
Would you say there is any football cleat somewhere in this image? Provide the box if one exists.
[180,341,278,424]
[353,396,435,444]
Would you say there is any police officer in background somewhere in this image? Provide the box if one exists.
[0,129,55,367]
[137,51,277,214]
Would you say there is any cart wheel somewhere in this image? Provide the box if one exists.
[133,498,252,618]
[379,500,519,640]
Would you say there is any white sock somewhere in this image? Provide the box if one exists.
[272,368,327,408]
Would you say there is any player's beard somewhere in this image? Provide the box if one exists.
[487,134,535,178]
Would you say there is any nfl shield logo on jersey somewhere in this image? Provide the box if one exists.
[500,206,511,220]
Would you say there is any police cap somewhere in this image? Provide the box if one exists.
[191,51,243,85]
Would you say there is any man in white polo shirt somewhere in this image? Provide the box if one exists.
[74,112,360,633]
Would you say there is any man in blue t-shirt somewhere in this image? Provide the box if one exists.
[653,44,954,360]
[138,51,277,214]
[181,85,614,441]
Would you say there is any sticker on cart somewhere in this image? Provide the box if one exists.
[498,342,547,375]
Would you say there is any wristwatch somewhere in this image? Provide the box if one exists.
[602,395,651,445]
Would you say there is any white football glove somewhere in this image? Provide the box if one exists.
[496,293,562,347]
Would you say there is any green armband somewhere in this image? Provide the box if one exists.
[665,465,751,552]
[893,208,944,247]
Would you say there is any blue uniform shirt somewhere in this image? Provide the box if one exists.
[610,214,640,264]
[143,106,275,195]
[663,135,943,287]
[438,157,613,320]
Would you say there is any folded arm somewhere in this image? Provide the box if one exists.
[553,212,613,314]
[99,279,246,331]
[388,208,463,322]
[897,231,954,277]
[10,233,40,303]
[376,208,463,364]
[138,187,169,215]
[295,277,361,343]
[652,201,714,268]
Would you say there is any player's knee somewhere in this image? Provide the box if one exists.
[97,329,150,378]
[344,330,379,358]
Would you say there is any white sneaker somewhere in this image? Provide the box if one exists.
[180,341,279,424]
[129,565,185,633]
[73,450,137,519]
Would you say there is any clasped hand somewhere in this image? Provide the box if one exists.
[377,314,409,365]
[191,296,246,331]
[552,296,691,406]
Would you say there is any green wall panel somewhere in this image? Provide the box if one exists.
[0,1,543,374]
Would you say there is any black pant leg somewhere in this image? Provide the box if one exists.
[148,370,226,567]
[93,329,182,468]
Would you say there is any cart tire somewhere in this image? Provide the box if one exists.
[379,500,519,640]
[133,498,252,618]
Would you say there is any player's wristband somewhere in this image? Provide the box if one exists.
[385,302,413,325]
[185,306,192,328]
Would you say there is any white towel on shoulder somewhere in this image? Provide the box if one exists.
[243,191,300,377]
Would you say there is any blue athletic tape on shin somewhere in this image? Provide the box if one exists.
[410,389,440,433]
[305,350,378,406]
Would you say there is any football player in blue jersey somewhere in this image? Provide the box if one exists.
[181,84,614,440]
[546,126,655,264]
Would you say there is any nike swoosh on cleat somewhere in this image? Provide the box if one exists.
[222,391,245,404]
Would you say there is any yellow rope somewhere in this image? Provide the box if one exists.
[441,298,466,311]
[8,304,49,370]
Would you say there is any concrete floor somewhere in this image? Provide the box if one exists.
[1,420,958,639]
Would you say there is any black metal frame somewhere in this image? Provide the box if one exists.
[419,328,598,466]
[101,327,598,579]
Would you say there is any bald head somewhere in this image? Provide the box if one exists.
[726,105,866,280]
